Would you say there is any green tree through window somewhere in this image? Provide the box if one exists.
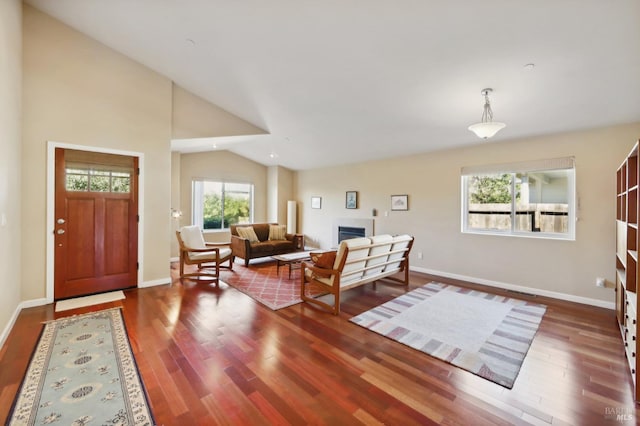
[469,174,520,204]
[193,180,253,229]
[65,168,130,193]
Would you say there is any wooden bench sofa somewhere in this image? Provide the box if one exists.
[300,234,414,315]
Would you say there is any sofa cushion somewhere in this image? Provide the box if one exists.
[236,226,260,243]
[252,223,272,242]
[250,240,295,255]
[268,224,287,241]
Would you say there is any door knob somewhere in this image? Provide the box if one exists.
[57,218,65,224]
[56,229,65,235]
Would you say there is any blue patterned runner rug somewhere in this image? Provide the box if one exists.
[7,308,154,425]
[350,282,546,388]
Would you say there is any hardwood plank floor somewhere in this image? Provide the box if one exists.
[1,264,638,425]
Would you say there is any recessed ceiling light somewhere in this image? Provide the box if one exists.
[524,63,535,70]
[186,38,196,46]
[269,152,278,159]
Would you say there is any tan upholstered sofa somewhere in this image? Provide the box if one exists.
[301,234,414,315]
[230,223,304,266]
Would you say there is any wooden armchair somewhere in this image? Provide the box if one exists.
[176,225,233,285]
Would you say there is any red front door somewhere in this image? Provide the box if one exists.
[54,148,138,300]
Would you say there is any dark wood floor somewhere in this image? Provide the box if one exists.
[1,264,638,425]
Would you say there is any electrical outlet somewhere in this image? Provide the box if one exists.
[417,252,423,260]
[596,277,606,287]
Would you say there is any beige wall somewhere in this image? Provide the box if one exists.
[278,167,295,227]
[267,166,295,226]
[296,123,640,305]
[22,5,173,299]
[177,150,268,246]
[170,81,277,252]
[170,152,182,257]
[172,84,266,139]
[170,84,273,255]
[171,156,294,255]
[0,0,22,343]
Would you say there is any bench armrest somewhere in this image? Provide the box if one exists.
[302,261,340,280]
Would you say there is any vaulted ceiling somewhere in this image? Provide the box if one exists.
[26,0,640,170]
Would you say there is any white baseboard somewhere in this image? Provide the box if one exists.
[410,266,615,310]
[0,305,21,349]
[21,297,49,309]
[139,277,170,288]
[0,298,49,349]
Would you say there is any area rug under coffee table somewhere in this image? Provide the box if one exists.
[350,282,546,388]
[221,260,325,310]
[7,308,153,425]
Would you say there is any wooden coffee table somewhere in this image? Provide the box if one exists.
[272,251,312,279]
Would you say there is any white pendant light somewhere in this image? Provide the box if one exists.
[468,88,506,139]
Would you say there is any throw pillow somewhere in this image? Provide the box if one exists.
[236,226,260,243]
[310,250,337,269]
[268,224,287,241]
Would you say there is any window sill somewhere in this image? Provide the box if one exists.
[202,229,231,234]
[462,229,575,241]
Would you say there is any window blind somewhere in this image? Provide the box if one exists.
[461,156,575,176]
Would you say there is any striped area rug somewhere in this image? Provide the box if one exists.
[350,282,546,388]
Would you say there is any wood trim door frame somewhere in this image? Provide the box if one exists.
[46,141,145,304]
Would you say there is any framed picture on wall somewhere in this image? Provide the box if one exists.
[311,196,322,209]
[391,194,408,211]
[346,191,358,209]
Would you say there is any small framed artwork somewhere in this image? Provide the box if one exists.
[391,194,408,211]
[346,191,358,209]
[311,196,322,209]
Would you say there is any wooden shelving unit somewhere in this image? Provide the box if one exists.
[616,141,640,401]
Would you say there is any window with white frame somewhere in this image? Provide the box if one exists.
[192,180,254,230]
[461,157,576,239]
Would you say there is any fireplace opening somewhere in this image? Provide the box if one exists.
[338,226,366,243]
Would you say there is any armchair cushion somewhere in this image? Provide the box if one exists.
[236,226,260,242]
[268,224,287,241]
[189,247,233,262]
[180,225,207,249]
